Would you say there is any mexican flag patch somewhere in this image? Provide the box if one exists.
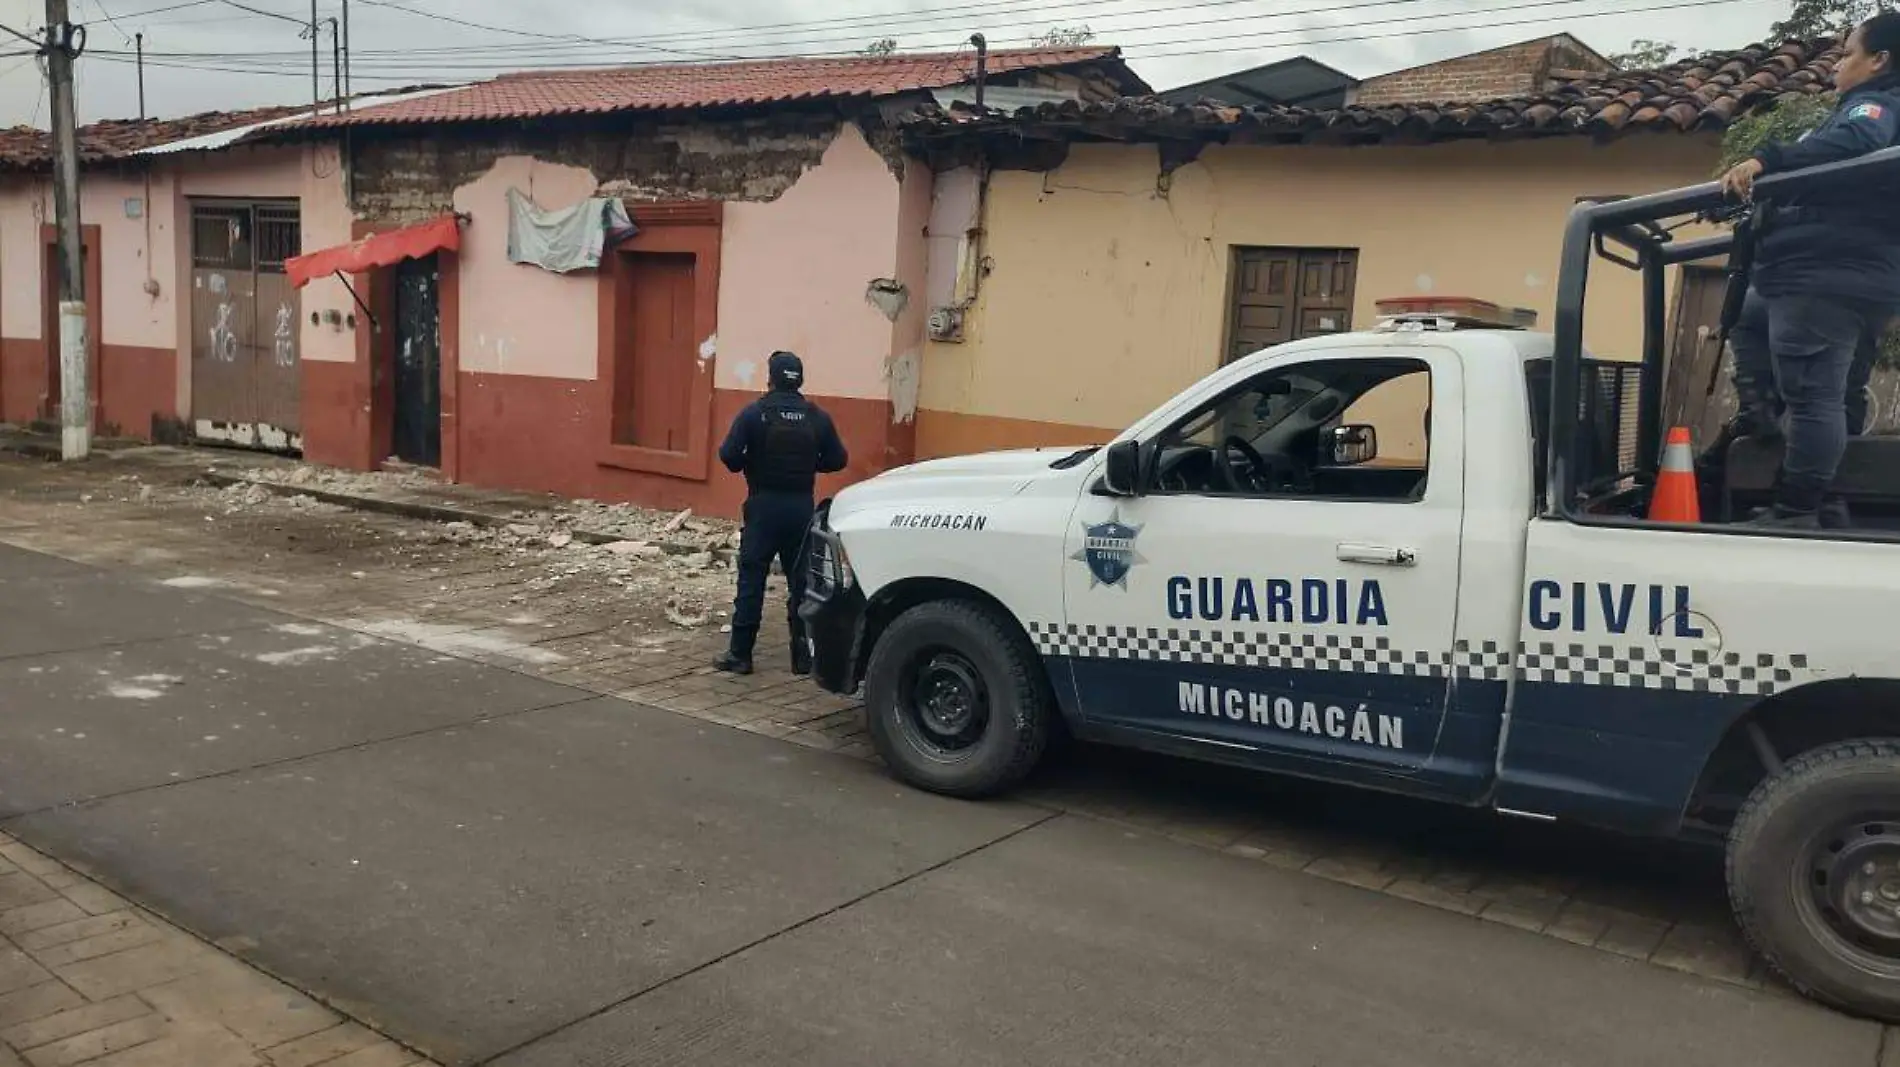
[1848,101,1887,121]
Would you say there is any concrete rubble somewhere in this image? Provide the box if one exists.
[78,457,748,636]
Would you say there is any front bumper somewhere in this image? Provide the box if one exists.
[798,506,866,695]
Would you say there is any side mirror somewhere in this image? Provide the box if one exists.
[1101,439,1143,496]
[1328,424,1378,466]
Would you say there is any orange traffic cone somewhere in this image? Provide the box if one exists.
[1649,426,1701,523]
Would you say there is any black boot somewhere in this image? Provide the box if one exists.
[716,626,757,676]
[790,640,812,677]
[1744,506,1819,529]
[1819,496,1854,530]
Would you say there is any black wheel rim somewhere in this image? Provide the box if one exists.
[896,648,991,759]
[1799,815,1900,977]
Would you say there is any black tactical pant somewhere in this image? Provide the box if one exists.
[1733,288,1885,437]
[728,490,813,660]
[1729,289,1895,512]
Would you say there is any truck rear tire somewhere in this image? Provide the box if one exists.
[1728,738,1900,1021]
[862,599,1050,799]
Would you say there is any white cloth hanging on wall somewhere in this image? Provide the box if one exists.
[504,188,636,273]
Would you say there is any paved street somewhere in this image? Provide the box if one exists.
[0,447,1893,1065]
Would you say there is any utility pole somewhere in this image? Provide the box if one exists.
[134,31,144,120]
[44,0,88,461]
[309,0,318,108]
[327,18,339,113]
[340,0,350,107]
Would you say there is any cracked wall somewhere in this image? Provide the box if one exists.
[350,110,845,224]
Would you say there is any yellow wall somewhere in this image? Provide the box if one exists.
[915,134,1721,458]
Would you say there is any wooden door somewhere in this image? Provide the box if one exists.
[619,252,697,453]
[1660,265,1733,448]
[1228,248,1359,363]
[392,255,441,467]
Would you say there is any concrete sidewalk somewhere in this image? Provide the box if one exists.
[0,831,431,1067]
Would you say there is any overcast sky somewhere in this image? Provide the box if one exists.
[0,0,1799,127]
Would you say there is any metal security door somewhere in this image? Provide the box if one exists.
[190,199,301,449]
[392,254,441,466]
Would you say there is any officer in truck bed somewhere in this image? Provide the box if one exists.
[714,351,848,676]
[1721,11,1900,528]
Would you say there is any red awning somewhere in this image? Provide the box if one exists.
[285,214,461,289]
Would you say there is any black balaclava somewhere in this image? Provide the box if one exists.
[768,351,804,392]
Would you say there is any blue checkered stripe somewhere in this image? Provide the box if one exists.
[1026,623,1808,697]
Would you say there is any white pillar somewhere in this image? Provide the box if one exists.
[59,300,89,461]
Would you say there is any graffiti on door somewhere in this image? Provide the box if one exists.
[209,302,239,362]
[272,302,297,367]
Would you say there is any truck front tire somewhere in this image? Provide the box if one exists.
[862,600,1051,798]
[1728,738,1900,1021]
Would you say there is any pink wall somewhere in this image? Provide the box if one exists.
[0,173,178,349]
[444,124,916,411]
[452,155,602,379]
[715,124,908,401]
[0,179,46,339]
[296,143,358,365]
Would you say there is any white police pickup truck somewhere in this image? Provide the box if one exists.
[800,150,1900,1019]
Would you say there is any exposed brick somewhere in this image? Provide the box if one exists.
[351,114,842,225]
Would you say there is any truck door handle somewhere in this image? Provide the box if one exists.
[1337,543,1415,566]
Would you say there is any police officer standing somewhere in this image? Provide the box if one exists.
[1720,12,1900,528]
[714,351,848,676]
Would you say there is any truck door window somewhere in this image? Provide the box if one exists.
[1151,357,1432,502]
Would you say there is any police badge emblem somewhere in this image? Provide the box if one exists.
[1073,512,1145,589]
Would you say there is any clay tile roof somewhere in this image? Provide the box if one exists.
[0,102,310,170]
[902,36,1845,145]
[271,46,1138,130]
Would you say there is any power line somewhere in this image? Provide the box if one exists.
[1136,0,1773,57]
[106,0,1629,67]
[85,0,1769,83]
[0,22,42,48]
[101,0,1752,74]
[218,0,309,28]
[128,0,1250,58]
[86,0,134,43]
[112,0,219,17]
[353,0,740,62]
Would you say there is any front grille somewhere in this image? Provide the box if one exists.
[805,530,843,603]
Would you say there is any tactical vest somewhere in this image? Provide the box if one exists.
[749,393,819,493]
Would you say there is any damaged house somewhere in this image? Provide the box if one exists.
[0,47,1145,516]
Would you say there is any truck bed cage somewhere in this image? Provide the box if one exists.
[1548,145,1900,518]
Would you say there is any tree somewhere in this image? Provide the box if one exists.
[1029,25,1096,47]
[863,37,898,56]
[1772,0,1878,40]
[1609,38,1686,68]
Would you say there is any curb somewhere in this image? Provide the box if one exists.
[197,472,735,561]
